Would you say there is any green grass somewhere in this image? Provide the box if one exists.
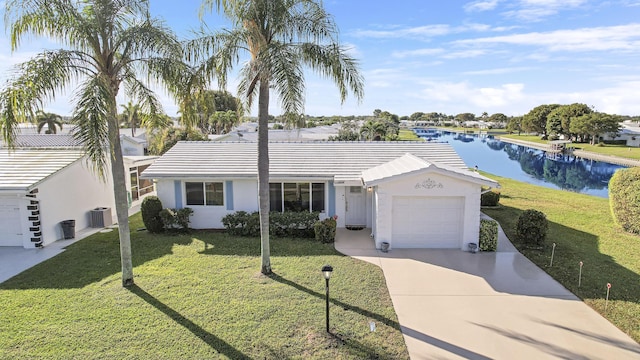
[0,214,409,359]
[571,143,640,160]
[398,129,423,141]
[500,134,640,160]
[482,175,640,343]
[499,134,547,144]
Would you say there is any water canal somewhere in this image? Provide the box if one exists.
[414,130,626,198]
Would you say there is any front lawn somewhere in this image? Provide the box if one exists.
[482,175,640,343]
[0,214,409,359]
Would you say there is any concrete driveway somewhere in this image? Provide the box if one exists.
[335,227,640,360]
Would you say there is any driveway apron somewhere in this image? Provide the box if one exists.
[335,227,640,360]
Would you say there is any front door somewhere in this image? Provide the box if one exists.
[345,186,366,226]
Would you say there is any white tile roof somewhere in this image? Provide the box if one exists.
[0,149,86,191]
[0,134,81,148]
[141,141,473,182]
[362,153,498,187]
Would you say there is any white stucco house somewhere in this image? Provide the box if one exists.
[0,134,158,248]
[141,141,499,250]
[601,122,640,147]
[0,149,116,248]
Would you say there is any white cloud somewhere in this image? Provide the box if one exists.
[442,49,488,59]
[464,0,501,12]
[352,24,451,39]
[454,23,640,52]
[351,23,513,40]
[391,48,444,58]
[462,66,534,75]
[503,0,589,21]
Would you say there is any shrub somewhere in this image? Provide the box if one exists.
[609,167,640,234]
[314,217,337,243]
[141,196,164,233]
[481,190,501,207]
[222,211,260,236]
[222,211,319,238]
[159,208,193,233]
[270,211,319,238]
[479,219,498,251]
[515,209,548,246]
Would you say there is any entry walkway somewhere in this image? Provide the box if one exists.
[335,224,640,359]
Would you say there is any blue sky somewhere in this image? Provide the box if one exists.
[2,0,640,118]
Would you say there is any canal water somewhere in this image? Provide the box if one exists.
[414,130,626,198]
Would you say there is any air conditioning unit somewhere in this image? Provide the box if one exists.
[90,207,113,228]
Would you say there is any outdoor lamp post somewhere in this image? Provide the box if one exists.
[321,264,333,333]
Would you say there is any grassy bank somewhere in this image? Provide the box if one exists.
[500,134,640,160]
[0,214,409,359]
[482,175,640,343]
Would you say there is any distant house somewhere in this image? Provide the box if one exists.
[0,134,157,248]
[142,141,499,250]
[601,122,640,147]
[120,134,147,156]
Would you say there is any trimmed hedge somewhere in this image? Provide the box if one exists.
[481,190,501,207]
[222,211,319,238]
[141,196,164,233]
[222,211,260,237]
[314,217,337,243]
[270,211,319,238]
[515,209,548,246]
[609,167,640,234]
[479,219,498,251]
[159,208,193,233]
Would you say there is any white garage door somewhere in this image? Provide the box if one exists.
[0,199,23,246]
[392,196,463,248]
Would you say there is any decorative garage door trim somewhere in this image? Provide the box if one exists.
[392,196,463,248]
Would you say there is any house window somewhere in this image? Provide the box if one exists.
[269,182,325,212]
[129,165,155,201]
[185,182,224,206]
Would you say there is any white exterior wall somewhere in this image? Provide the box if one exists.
[35,159,115,248]
[372,172,481,251]
[334,186,346,228]
[233,180,258,211]
[155,180,176,208]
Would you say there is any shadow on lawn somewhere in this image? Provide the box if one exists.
[269,272,400,329]
[0,229,194,289]
[127,285,250,360]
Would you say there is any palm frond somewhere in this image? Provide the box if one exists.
[300,43,364,103]
[0,49,88,146]
[72,77,112,179]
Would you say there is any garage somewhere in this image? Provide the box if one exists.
[0,199,23,246]
[392,196,463,248]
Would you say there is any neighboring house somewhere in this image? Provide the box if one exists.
[120,134,147,156]
[232,122,340,142]
[141,141,499,250]
[0,134,158,248]
[0,149,116,248]
[601,122,640,147]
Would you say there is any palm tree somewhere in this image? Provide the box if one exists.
[195,0,364,274]
[35,110,64,134]
[360,120,386,141]
[1,0,183,287]
[120,102,142,137]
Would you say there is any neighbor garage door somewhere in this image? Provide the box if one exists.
[0,199,23,246]
[392,196,463,248]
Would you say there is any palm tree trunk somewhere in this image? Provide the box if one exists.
[258,80,271,275]
[108,104,135,286]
